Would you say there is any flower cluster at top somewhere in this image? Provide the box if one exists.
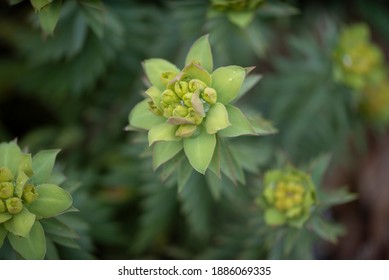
[129,35,265,174]
[259,167,315,228]
[332,23,384,91]
[333,23,389,125]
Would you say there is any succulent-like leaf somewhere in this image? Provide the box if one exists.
[4,208,36,237]
[148,123,180,146]
[185,34,213,73]
[0,142,23,175]
[143,59,180,91]
[183,128,216,174]
[129,100,165,130]
[38,0,62,35]
[218,105,255,137]
[27,184,72,218]
[8,221,46,259]
[0,213,12,224]
[32,149,60,185]
[212,66,246,104]
[153,141,183,170]
[15,171,29,198]
[182,62,212,86]
[264,208,286,225]
[204,102,231,134]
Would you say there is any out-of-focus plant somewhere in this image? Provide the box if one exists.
[128,35,275,180]
[0,141,73,259]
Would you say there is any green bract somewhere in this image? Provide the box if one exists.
[129,35,269,174]
[333,24,385,91]
[260,167,316,228]
[0,141,73,259]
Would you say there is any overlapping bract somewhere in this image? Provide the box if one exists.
[0,141,73,259]
[129,35,266,174]
[260,167,316,228]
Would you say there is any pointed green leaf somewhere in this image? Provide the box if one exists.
[40,219,79,239]
[4,208,36,237]
[38,0,62,35]
[219,139,245,185]
[8,221,46,259]
[212,66,246,104]
[208,139,221,177]
[177,159,193,192]
[205,102,231,134]
[182,62,212,86]
[309,215,345,243]
[247,114,277,135]
[218,105,255,137]
[143,59,180,91]
[30,0,52,11]
[264,208,286,226]
[0,141,23,175]
[27,184,72,218]
[153,141,183,170]
[0,213,12,224]
[183,128,216,174]
[148,122,180,146]
[205,171,222,200]
[227,11,255,28]
[129,100,165,130]
[31,150,59,185]
[185,34,213,73]
[0,224,7,247]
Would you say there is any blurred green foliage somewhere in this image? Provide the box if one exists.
[1,0,389,259]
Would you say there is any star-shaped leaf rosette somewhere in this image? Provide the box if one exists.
[0,141,73,259]
[128,35,274,178]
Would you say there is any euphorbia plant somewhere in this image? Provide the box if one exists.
[128,35,274,180]
[0,141,73,259]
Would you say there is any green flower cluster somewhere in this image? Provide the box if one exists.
[129,35,269,174]
[260,167,315,228]
[0,141,73,259]
[333,24,385,91]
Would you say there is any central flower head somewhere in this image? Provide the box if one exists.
[147,62,220,138]
[128,35,267,174]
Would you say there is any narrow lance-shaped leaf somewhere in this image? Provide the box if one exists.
[218,105,255,137]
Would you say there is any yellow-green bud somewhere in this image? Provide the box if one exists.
[161,89,180,104]
[202,87,217,104]
[173,105,189,117]
[22,184,39,204]
[175,124,198,137]
[0,199,6,213]
[0,182,14,199]
[161,71,177,85]
[188,79,206,92]
[174,81,189,98]
[163,104,175,118]
[5,197,23,214]
[182,92,193,107]
[187,108,204,125]
[0,167,14,182]
[148,100,163,116]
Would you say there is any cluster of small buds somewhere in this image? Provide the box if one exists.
[148,68,218,138]
[0,166,38,215]
[273,181,305,217]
